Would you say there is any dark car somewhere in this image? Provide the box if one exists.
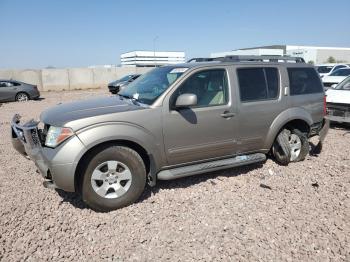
[0,80,40,102]
[108,74,140,94]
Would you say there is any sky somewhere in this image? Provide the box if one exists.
[1,0,350,69]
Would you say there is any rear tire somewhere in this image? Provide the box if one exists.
[81,145,146,212]
[272,128,309,165]
[290,129,309,162]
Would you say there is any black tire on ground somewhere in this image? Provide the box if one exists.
[272,129,291,166]
[81,145,146,212]
[272,128,309,165]
[15,92,29,102]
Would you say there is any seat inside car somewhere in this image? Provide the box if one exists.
[198,77,224,106]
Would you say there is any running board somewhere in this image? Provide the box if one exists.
[157,153,266,180]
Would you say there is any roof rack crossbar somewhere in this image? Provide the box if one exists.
[187,55,305,63]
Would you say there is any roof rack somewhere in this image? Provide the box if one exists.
[187,57,216,63]
[187,55,305,63]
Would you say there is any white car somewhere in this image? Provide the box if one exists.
[316,63,349,77]
[322,68,350,90]
[326,76,350,123]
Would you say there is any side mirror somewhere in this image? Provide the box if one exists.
[175,93,197,108]
[331,84,337,89]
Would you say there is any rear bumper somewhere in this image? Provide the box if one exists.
[11,114,85,192]
[29,90,40,100]
[318,117,330,143]
[328,115,350,123]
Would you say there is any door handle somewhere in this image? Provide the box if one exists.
[220,111,235,118]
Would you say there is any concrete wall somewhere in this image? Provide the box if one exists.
[0,67,151,91]
[316,49,350,64]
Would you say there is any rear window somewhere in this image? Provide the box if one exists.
[237,68,279,102]
[288,68,323,95]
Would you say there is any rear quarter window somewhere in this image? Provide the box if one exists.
[288,68,323,95]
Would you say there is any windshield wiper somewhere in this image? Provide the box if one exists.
[118,94,141,105]
[118,94,132,100]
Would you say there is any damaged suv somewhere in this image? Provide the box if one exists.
[11,56,329,211]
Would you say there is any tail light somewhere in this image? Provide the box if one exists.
[323,95,327,116]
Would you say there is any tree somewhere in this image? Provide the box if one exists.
[326,56,336,63]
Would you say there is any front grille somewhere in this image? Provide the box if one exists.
[327,102,350,117]
[30,129,40,145]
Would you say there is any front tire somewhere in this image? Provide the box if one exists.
[81,145,146,212]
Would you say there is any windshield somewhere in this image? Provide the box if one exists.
[317,66,333,74]
[119,66,188,105]
[330,68,350,76]
[334,76,350,90]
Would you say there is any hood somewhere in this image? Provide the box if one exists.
[326,89,350,104]
[40,95,143,127]
[322,76,347,83]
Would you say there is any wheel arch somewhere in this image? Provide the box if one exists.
[74,139,151,193]
[264,108,313,150]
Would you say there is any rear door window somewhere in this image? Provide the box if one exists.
[288,68,323,95]
[237,68,279,102]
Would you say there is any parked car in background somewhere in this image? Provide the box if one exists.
[0,80,40,102]
[11,55,329,211]
[322,68,350,90]
[316,64,349,78]
[326,76,350,123]
[108,74,141,94]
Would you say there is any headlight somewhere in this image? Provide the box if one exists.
[45,126,74,148]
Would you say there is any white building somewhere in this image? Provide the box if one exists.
[211,45,350,64]
[211,48,283,58]
[285,45,350,64]
[121,51,185,67]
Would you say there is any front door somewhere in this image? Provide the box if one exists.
[0,81,14,102]
[162,68,237,166]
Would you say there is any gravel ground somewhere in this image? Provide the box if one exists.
[0,89,349,261]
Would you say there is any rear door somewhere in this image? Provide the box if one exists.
[287,67,324,123]
[162,67,238,165]
[233,66,286,153]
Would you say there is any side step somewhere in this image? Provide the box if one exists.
[157,153,266,180]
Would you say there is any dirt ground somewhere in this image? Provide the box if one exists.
[0,89,349,261]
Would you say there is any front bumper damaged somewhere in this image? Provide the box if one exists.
[11,114,56,188]
[11,114,85,192]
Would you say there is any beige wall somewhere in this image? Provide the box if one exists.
[316,50,350,64]
[0,67,151,91]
